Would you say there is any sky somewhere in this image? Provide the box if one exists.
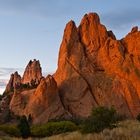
[0,0,140,94]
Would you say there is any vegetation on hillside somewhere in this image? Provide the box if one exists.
[46,120,140,140]
[80,106,118,133]
[31,121,77,137]
[0,106,140,139]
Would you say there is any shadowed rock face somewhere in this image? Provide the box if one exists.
[3,12,140,124]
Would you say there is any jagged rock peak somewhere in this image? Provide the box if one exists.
[66,20,76,28]
[57,19,79,68]
[80,13,100,25]
[5,71,21,93]
[78,12,108,49]
[46,75,57,88]
[131,26,138,33]
[107,30,116,40]
[22,59,42,84]
[63,20,78,43]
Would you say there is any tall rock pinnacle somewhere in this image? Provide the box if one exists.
[54,12,140,118]
[22,59,42,84]
[5,71,21,93]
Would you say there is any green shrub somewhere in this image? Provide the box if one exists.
[31,121,77,137]
[0,124,20,137]
[81,106,117,133]
[17,115,31,138]
[70,117,84,126]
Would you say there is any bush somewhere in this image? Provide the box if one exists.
[0,124,20,137]
[81,106,118,133]
[31,121,77,137]
[70,117,84,126]
[136,113,140,121]
[17,115,31,138]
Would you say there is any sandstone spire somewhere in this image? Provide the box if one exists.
[22,59,42,84]
[5,71,21,93]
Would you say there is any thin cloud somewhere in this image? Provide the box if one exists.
[0,68,23,77]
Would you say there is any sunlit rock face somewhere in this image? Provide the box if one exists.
[8,60,69,124]
[54,13,140,118]
[24,75,70,124]
[3,13,140,124]
[10,75,70,124]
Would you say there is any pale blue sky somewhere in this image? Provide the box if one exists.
[0,0,140,93]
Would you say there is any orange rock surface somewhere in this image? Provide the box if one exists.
[54,13,140,118]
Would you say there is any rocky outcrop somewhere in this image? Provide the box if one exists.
[3,12,140,124]
[9,89,36,116]
[22,59,42,84]
[54,13,140,118]
[24,75,69,124]
[9,75,69,124]
[5,59,42,93]
[5,72,21,93]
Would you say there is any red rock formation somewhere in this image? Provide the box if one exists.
[10,75,70,124]
[5,59,42,93]
[5,71,21,93]
[4,12,140,124]
[54,13,140,118]
[9,89,36,116]
[22,59,42,84]
[24,75,70,124]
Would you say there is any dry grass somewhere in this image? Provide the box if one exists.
[0,120,140,140]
